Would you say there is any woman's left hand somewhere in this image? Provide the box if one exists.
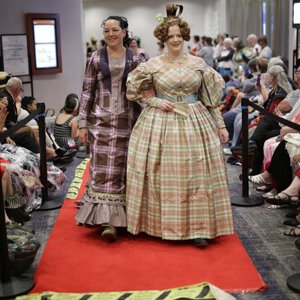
[218,127,229,144]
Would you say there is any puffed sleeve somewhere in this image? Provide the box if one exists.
[126,62,162,108]
[199,66,226,128]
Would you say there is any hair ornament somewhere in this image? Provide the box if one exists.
[166,4,183,18]
[155,13,164,24]
[74,98,79,111]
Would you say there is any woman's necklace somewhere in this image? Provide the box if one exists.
[108,47,126,59]
[166,53,187,64]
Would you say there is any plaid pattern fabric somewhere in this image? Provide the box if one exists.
[126,56,234,240]
[75,49,144,226]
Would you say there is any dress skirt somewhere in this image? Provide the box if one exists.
[126,101,234,240]
[75,112,135,227]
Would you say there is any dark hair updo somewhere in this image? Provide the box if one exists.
[102,16,130,47]
[62,93,79,114]
[154,4,190,43]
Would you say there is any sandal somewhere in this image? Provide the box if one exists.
[261,188,277,199]
[266,192,300,206]
[248,174,272,186]
[284,225,300,237]
[256,185,272,192]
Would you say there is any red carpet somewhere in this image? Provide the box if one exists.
[32,162,267,294]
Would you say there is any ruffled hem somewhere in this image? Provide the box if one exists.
[75,191,127,227]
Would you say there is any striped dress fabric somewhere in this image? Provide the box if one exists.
[53,116,74,149]
[125,55,234,240]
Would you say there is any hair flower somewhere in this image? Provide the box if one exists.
[155,13,164,24]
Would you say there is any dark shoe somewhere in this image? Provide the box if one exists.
[59,166,66,172]
[285,211,299,219]
[55,147,68,157]
[52,149,78,165]
[295,238,300,251]
[230,141,257,155]
[74,200,83,209]
[226,156,238,165]
[6,208,31,224]
[63,148,78,158]
[193,238,208,247]
[101,226,117,242]
[266,192,300,206]
[283,218,300,226]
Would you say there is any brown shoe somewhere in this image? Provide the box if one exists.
[101,226,117,242]
[193,238,208,247]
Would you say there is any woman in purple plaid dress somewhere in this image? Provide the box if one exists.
[75,16,145,242]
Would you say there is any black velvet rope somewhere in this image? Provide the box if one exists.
[0,106,41,142]
[243,99,300,131]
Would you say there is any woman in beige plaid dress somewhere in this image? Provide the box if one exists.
[126,4,234,246]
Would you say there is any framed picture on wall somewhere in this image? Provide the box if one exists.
[293,0,300,28]
[26,13,62,75]
[0,34,30,76]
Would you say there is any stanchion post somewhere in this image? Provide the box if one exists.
[36,103,62,211]
[231,98,264,207]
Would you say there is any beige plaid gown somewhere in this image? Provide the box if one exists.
[126,55,234,240]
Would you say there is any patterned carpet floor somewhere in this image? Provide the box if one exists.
[20,154,300,300]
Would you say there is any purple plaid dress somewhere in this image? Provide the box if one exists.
[75,48,144,226]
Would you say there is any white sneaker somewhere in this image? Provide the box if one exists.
[223,148,232,155]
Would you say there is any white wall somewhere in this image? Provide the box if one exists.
[0,0,85,113]
[0,0,295,115]
[83,0,226,57]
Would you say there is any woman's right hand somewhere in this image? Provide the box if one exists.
[79,128,89,144]
[158,100,175,112]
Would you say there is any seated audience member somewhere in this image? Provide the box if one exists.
[248,65,293,175]
[247,33,261,57]
[0,71,11,92]
[189,35,201,56]
[223,59,260,148]
[199,36,214,67]
[262,63,300,171]
[19,96,68,159]
[2,79,75,162]
[249,140,294,200]
[249,96,300,196]
[213,33,225,65]
[21,96,37,113]
[0,93,65,222]
[1,78,39,153]
[232,37,253,75]
[0,96,14,224]
[257,35,272,60]
[216,37,235,76]
[233,58,270,143]
[54,93,79,150]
